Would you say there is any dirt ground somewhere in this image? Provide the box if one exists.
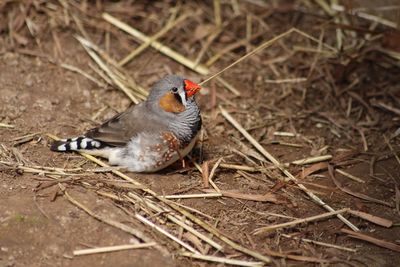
[1,1,400,267]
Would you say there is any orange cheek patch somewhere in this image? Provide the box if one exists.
[159,92,186,113]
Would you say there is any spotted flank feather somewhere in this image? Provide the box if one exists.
[50,136,106,152]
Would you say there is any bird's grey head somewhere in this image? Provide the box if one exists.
[147,74,201,114]
[146,75,202,144]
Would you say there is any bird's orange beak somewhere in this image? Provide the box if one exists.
[184,79,201,97]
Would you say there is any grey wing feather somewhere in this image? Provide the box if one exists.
[85,103,154,147]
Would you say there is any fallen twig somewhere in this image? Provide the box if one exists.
[180,252,264,267]
[0,122,15,128]
[348,210,393,228]
[102,13,209,75]
[73,242,157,256]
[135,214,200,254]
[336,169,365,183]
[219,106,359,232]
[203,189,284,204]
[57,184,167,255]
[162,193,222,199]
[281,233,356,252]
[118,12,192,66]
[341,228,400,253]
[328,165,393,207]
[48,134,271,264]
[291,155,332,165]
[253,208,349,235]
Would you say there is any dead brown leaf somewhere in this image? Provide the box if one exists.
[298,162,328,179]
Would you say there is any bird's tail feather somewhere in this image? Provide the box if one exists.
[50,136,105,152]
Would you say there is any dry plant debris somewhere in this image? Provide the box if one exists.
[1,0,400,266]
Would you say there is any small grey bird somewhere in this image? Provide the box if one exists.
[51,75,202,172]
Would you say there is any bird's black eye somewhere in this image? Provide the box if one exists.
[171,87,178,93]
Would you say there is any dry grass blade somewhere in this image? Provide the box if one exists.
[348,210,393,228]
[281,234,357,252]
[315,0,336,16]
[173,202,215,220]
[118,12,192,66]
[216,77,241,96]
[99,180,147,190]
[264,77,307,84]
[60,63,105,87]
[384,135,400,167]
[372,100,400,117]
[204,30,269,67]
[378,47,400,61]
[208,157,223,193]
[102,13,209,75]
[264,249,330,263]
[194,26,224,67]
[291,155,332,165]
[200,27,336,86]
[180,252,264,267]
[253,208,349,235]
[163,193,222,199]
[273,131,296,137]
[47,134,266,260]
[203,189,284,203]
[332,4,399,29]
[57,184,167,255]
[75,36,144,104]
[99,190,224,252]
[0,160,82,176]
[126,193,224,251]
[335,169,365,183]
[200,28,295,86]
[162,199,271,263]
[219,106,360,232]
[135,214,200,254]
[11,132,41,146]
[341,228,400,253]
[0,122,15,128]
[396,186,400,214]
[73,242,157,256]
[47,135,268,263]
[213,0,222,27]
[219,163,267,172]
[328,165,393,207]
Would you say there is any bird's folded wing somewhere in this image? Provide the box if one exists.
[85,103,161,147]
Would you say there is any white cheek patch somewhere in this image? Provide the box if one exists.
[58,144,66,151]
[179,91,187,107]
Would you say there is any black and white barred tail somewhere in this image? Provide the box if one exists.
[50,136,106,152]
